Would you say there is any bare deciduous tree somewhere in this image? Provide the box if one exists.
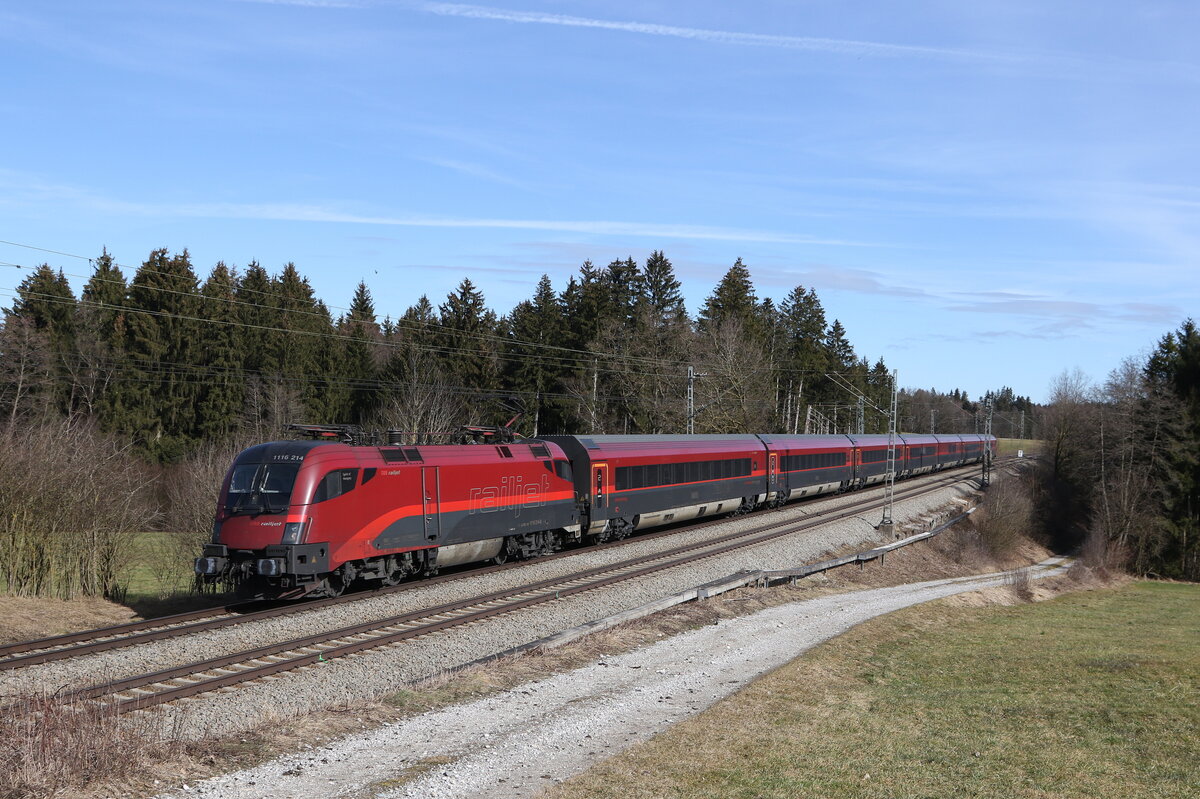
[0,419,158,598]
[693,318,774,433]
[372,347,467,442]
[0,317,55,435]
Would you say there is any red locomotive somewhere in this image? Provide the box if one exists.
[195,425,995,598]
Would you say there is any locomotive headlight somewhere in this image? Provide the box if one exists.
[256,558,282,576]
[195,556,224,575]
[280,520,307,545]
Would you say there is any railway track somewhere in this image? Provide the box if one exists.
[50,466,985,714]
[0,460,1003,673]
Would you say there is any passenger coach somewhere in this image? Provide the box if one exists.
[542,434,768,540]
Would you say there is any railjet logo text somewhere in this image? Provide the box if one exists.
[469,474,550,517]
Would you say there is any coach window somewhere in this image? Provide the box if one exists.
[313,469,358,503]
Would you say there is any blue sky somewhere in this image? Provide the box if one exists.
[2,1,1197,403]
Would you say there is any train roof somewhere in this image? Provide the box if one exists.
[540,434,764,461]
[756,434,854,448]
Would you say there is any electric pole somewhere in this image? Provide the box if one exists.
[880,369,898,534]
[686,366,708,434]
[982,395,994,488]
[590,359,598,433]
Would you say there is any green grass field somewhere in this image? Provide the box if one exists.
[549,582,1199,799]
[118,531,220,615]
[997,437,1042,456]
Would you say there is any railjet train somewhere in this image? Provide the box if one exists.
[195,426,995,599]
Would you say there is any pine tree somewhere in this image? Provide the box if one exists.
[78,249,126,348]
[640,250,686,328]
[7,264,76,349]
[195,262,245,440]
[275,263,339,422]
[825,319,856,371]
[698,258,759,335]
[235,260,279,377]
[437,278,498,398]
[868,357,892,430]
[1143,319,1200,579]
[110,248,201,460]
[560,260,608,352]
[778,285,830,406]
[8,263,78,415]
[603,256,641,325]
[72,250,128,419]
[382,295,441,389]
[504,275,567,434]
[341,281,382,423]
[381,296,440,387]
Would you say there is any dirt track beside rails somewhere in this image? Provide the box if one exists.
[154,556,1070,799]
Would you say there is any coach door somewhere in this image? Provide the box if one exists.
[592,463,609,514]
[421,466,441,541]
[767,453,780,494]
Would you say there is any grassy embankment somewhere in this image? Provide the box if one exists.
[548,581,1199,799]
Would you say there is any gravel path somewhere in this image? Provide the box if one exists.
[156,556,1068,799]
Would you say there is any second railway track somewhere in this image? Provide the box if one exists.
[44,465,987,714]
[0,460,999,672]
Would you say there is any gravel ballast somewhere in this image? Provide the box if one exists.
[156,480,976,739]
[155,557,1069,799]
[2,471,980,737]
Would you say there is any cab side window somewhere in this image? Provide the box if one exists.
[313,469,358,503]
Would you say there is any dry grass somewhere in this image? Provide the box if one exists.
[972,472,1036,556]
[0,595,139,645]
[545,581,1199,799]
[1,693,182,799]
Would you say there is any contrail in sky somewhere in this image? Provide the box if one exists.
[419,1,1025,63]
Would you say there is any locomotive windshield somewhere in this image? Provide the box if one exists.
[225,463,300,515]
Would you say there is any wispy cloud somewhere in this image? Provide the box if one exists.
[753,264,932,298]
[418,2,1023,63]
[0,170,866,246]
[417,156,529,189]
[167,201,861,245]
[947,298,1183,328]
[231,0,366,7]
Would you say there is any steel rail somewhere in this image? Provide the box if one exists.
[2,458,1009,671]
[62,467,984,713]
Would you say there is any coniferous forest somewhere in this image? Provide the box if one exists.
[2,246,1194,595]
[5,248,1012,455]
